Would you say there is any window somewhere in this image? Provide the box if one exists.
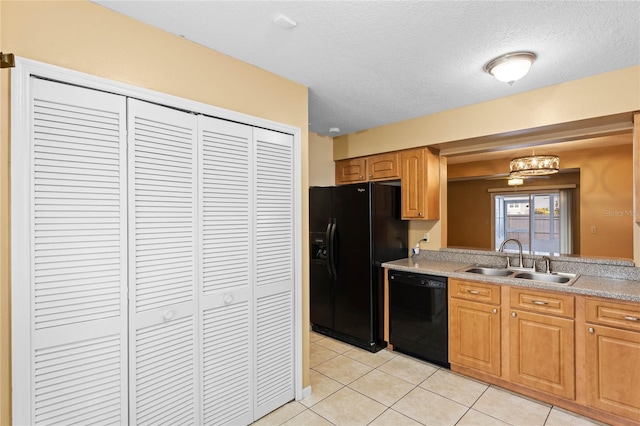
[493,190,572,255]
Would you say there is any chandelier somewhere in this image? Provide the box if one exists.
[510,154,559,176]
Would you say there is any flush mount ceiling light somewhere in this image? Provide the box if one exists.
[510,153,559,176]
[329,127,340,133]
[507,176,524,186]
[484,52,536,85]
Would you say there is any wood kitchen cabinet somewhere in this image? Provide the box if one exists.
[585,297,640,422]
[446,277,640,425]
[400,147,439,220]
[335,153,401,185]
[508,288,575,399]
[449,279,501,376]
[335,157,367,184]
[367,152,401,180]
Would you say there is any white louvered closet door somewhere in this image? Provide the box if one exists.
[128,99,199,425]
[21,78,128,425]
[198,116,254,425]
[253,128,295,419]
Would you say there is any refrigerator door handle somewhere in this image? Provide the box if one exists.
[325,221,333,279]
[329,219,338,279]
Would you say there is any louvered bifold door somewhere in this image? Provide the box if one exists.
[20,78,128,425]
[198,116,254,425]
[128,99,199,425]
[253,128,295,420]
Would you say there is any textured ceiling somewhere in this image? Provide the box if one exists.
[93,1,640,136]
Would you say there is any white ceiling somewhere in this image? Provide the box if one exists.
[93,1,640,137]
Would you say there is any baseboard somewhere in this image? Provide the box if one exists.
[297,386,312,401]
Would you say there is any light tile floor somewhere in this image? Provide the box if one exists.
[254,331,607,426]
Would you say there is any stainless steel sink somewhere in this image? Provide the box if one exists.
[512,271,578,285]
[462,267,514,277]
[459,266,578,285]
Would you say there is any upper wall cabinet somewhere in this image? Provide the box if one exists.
[335,152,401,185]
[401,147,440,220]
[335,158,367,184]
[367,152,401,181]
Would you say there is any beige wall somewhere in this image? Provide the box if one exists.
[309,132,335,187]
[0,1,309,422]
[333,66,640,160]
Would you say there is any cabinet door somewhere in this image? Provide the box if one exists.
[253,128,296,419]
[198,116,254,425]
[586,324,640,422]
[367,152,400,180]
[12,78,128,425]
[509,310,575,399]
[401,148,439,220]
[449,298,501,376]
[128,99,199,425]
[335,158,366,184]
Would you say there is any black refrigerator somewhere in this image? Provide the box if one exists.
[309,182,408,352]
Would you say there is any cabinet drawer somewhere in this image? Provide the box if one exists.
[449,279,500,305]
[510,288,575,318]
[586,298,640,332]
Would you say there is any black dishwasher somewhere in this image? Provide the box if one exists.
[388,269,449,368]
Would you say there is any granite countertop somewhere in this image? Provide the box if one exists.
[382,257,640,303]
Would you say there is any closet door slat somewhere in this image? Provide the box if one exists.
[23,78,128,425]
[253,129,295,419]
[198,116,254,425]
[128,99,199,425]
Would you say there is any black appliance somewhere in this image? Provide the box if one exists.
[388,270,449,368]
[310,182,408,352]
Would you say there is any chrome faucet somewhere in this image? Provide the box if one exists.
[499,238,524,268]
[542,256,552,273]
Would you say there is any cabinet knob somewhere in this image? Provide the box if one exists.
[492,308,498,314]
[163,310,175,321]
[359,175,364,179]
[369,174,373,178]
[418,211,423,217]
[511,312,517,318]
[224,294,234,305]
[588,327,595,334]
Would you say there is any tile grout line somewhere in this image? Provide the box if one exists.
[308,334,601,426]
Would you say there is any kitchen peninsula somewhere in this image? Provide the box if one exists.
[383,248,640,426]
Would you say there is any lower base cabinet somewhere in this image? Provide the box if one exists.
[585,324,640,422]
[508,288,575,400]
[449,298,501,376]
[449,280,640,426]
[448,279,502,376]
[509,309,575,399]
[585,298,640,423]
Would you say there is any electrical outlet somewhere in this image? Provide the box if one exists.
[423,233,430,242]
